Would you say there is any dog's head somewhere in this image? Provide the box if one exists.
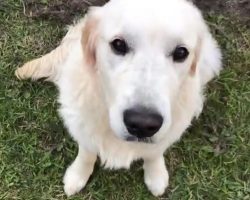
[81,0,213,143]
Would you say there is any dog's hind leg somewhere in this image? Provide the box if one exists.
[15,44,68,82]
[63,146,97,197]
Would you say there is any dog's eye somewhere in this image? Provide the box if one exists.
[172,46,189,62]
[110,38,129,56]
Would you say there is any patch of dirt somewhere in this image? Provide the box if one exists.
[23,0,108,24]
[193,0,250,26]
[23,0,250,26]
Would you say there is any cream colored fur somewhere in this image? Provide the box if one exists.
[15,0,222,196]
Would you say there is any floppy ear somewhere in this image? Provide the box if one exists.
[190,37,202,76]
[196,31,222,85]
[81,8,100,67]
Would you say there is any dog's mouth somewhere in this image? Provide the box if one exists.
[125,136,153,144]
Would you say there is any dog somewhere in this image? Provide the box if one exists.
[15,0,222,196]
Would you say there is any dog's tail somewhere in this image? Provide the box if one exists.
[15,45,67,82]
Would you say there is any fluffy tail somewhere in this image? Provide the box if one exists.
[15,45,67,82]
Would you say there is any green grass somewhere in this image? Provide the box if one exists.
[0,1,249,199]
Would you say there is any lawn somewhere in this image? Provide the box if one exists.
[0,0,249,199]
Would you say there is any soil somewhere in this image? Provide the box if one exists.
[193,0,250,26]
[23,0,249,26]
[23,0,108,24]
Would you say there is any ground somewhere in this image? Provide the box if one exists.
[0,0,249,199]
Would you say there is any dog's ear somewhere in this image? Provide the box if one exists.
[193,31,222,84]
[189,37,202,76]
[81,7,100,67]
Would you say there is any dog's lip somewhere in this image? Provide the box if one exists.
[126,136,138,142]
[125,136,153,143]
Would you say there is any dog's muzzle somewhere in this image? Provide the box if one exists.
[123,106,163,142]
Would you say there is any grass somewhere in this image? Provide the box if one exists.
[0,1,249,199]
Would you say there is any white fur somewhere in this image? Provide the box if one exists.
[16,0,222,196]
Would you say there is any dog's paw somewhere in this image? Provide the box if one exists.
[63,166,88,197]
[145,171,169,196]
[144,168,169,196]
[143,157,169,196]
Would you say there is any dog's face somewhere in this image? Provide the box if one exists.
[82,0,205,143]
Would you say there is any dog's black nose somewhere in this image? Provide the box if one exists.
[123,107,163,138]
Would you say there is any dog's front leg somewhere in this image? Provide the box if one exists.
[143,156,169,196]
[63,146,97,196]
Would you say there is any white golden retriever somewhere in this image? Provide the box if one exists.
[15,0,222,196]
